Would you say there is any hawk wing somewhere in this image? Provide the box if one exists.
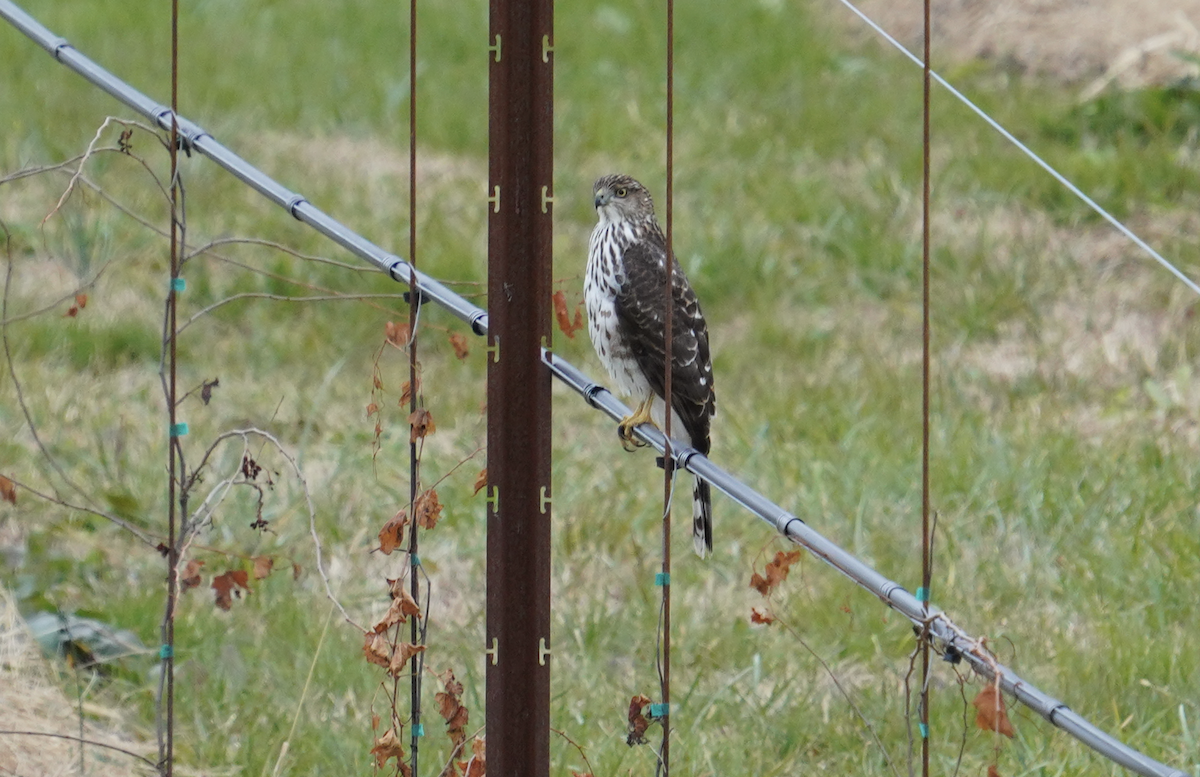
[614,236,716,454]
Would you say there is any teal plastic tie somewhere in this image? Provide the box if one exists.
[159,644,173,659]
[411,554,421,567]
[919,722,929,739]
[413,723,425,737]
[915,586,929,602]
[170,277,186,292]
[654,572,670,586]
[170,422,189,438]
[648,703,669,718]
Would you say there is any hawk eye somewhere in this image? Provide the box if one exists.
[615,186,628,197]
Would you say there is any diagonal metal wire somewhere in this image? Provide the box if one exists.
[0,4,1191,777]
[834,0,1200,299]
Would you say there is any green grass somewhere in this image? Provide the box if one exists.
[3,0,1200,775]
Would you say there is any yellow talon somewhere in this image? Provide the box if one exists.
[618,396,657,451]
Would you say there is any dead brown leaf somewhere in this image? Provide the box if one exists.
[370,728,405,769]
[385,320,412,347]
[449,331,470,360]
[472,468,488,497]
[972,683,1016,738]
[388,642,426,677]
[180,558,205,592]
[415,488,443,530]
[409,407,436,442]
[436,668,469,748]
[373,579,422,632]
[626,694,653,745]
[362,631,392,669]
[211,569,250,610]
[0,475,17,505]
[379,509,410,555]
[553,290,584,338]
[462,737,485,777]
[750,607,775,625]
[751,550,802,596]
[252,555,274,580]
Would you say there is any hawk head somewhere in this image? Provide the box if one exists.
[593,174,656,227]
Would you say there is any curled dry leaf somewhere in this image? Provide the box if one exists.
[0,475,17,505]
[409,407,436,443]
[373,579,422,632]
[252,555,274,580]
[462,737,486,777]
[972,684,1016,738]
[379,509,410,555]
[370,728,406,769]
[436,668,469,748]
[472,468,488,497]
[385,320,412,347]
[626,694,653,745]
[415,488,443,530]
[388,642,426,677]
[749,607,775,625]
[362,631,392,669]
[199,377,219,405]
[366,402,380,417]
[292,562,303,580]
[400,376,421,407]
[552,290,584,338]
[449,331,470,360]
[390,578,423,619]
[211,569,250,611]
[180,558,205,592]
[751,549,802,596]
[987,766,1002,777]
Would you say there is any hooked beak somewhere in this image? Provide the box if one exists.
[594,187,611,209]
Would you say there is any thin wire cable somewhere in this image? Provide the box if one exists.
[918,0,933,774]
[2,8,1190,775]
[834,0,1200,298]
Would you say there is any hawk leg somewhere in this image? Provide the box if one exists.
[618,395,657,451]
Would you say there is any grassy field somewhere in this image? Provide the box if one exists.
[2,0,1200,775]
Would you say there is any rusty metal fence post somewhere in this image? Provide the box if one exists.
[485,0,553,773]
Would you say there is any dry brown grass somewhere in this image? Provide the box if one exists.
[0,588,154,777]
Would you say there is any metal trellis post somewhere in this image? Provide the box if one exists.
[485,0,553,773]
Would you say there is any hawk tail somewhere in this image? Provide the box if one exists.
[692,476,713,558]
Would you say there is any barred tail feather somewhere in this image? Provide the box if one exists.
[692,476,713,558]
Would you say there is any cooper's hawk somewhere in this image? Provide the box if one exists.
[585,173,717,558]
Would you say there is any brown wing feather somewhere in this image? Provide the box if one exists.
[614,235,716,454]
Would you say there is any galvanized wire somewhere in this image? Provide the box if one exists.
[0,4,1191,777]
[834,0,1200,299]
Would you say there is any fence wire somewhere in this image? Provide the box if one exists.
[0,3,1191,777]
